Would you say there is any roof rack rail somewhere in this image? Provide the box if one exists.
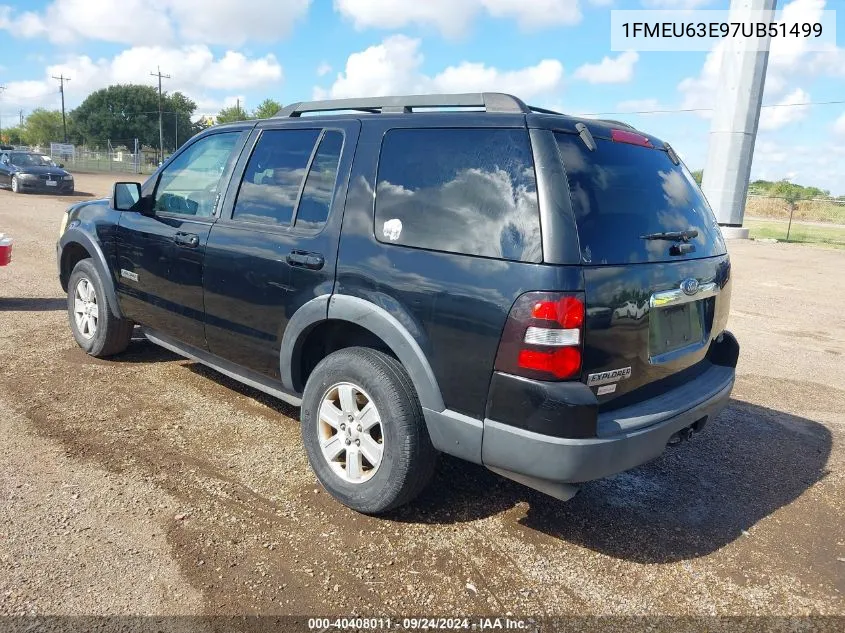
[274,92,530,117]
[528,105,563,115]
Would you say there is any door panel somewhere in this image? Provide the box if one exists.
[115,129,248,348]
[116,214,213,348]
[203,122,359,379]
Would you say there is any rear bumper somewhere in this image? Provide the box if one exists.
[481,365,734,484]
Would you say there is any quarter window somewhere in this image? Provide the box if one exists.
[375,128,541,262]
[295,131,344,230]
[233,129,321,226]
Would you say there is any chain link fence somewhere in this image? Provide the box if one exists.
[744,196,845,248]
[15,141,161,176]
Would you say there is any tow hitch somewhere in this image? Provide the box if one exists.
[667,417,708,446]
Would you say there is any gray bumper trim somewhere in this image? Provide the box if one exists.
[598,364,735,436]
[481,370,734,484]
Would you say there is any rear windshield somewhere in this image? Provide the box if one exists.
[555,132,726,265]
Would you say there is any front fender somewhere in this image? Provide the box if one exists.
[59,227,123,319]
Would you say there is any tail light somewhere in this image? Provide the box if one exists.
[611,129,653,148]
[494,292,585,381]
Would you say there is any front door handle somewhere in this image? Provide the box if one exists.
[286,250,325,270]
[174,232,199,248]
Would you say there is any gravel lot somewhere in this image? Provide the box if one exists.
[0,173,843,622]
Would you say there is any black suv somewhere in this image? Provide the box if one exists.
[57,93,738,514]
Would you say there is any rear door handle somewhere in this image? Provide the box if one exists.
[286,250,325,270]
[174,232,199,248]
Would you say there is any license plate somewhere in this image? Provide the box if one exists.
[649,302,704,356]
[46,180,57,187]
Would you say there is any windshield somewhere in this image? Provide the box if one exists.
[556,133,727,265]
[10,153,53,167]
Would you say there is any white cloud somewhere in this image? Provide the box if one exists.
[316,62,332,77]
[0,0,311,46]
[573,51,638,84]
[2,45,282,112]
[333,0,581,37]
[588,0,614,6]
[677,0,840,116]
[749,140,844,195]
[834,113,845,136]
[315,35,564,101]
[758,88,811,131]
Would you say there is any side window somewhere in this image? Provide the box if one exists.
[154,132,241,217]
[375,128,542,262]
[295,131,344,230]
[232,129,320,226]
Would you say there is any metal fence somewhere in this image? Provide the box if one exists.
[59,149,146,175]
[744,196,845,248]
[11,141,161,176]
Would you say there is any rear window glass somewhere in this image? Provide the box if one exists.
[555,133,726,264]
[375,128,542,263]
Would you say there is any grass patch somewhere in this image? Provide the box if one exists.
[745,219,845,249]
[745,197,845,224]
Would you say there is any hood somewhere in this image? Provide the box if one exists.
[12,165,70,177]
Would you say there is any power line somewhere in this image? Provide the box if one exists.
[52,74,71,142]
[581,99,845,117]
[150,66,170,163]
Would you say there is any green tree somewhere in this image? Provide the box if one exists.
[691,169,703,185]
[216,104,251,124]
[253,98,282,119]
[771,179,803,211]
[71,84,197,151]
[22,109,65,146]
[0,125,26,146]
[165,91,199,149]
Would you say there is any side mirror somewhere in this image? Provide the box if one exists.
[59,163,65,168]
[112,182,142,211]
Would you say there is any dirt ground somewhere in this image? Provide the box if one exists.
[0,172,843,623]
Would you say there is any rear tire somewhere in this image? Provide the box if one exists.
[300,347,437,514]
[67,259,134,357]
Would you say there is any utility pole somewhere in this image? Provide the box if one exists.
[20,110,24,126]
[150,66,170,163]
[52,74,71,142]
[236,98,241,119]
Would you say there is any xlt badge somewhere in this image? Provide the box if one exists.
[120,269,139,282]
[587,367,632,387]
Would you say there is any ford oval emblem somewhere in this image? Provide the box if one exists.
[681,278,700,296]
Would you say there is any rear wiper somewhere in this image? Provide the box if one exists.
[640,229,699,242]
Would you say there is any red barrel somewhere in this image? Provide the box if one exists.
[0,234,12,266]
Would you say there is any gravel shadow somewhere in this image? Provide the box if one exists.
[0,297,67,311]
[391,399,832,563]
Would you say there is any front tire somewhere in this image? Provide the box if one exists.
[11,175,20,194]
[67,259,134,357]
[301,347,437,514]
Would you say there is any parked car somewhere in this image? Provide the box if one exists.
[0,150,74,194]
[56,93,738,514]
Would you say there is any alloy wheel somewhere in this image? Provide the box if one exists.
[317,382,385,484]
[73,278,99,339]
